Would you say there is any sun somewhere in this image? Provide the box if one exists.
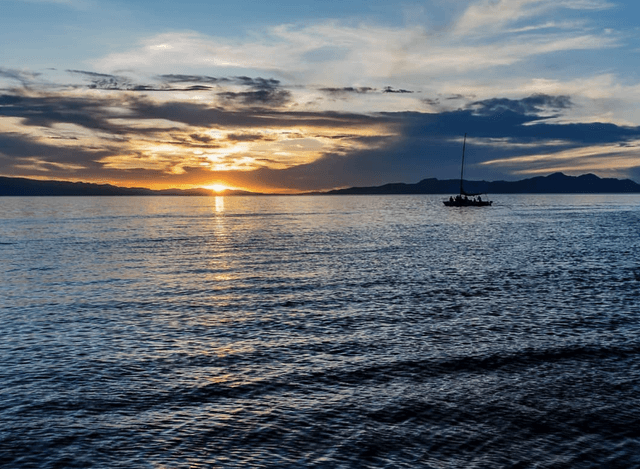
[205,184,230,193]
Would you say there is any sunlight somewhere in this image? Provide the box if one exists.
[206,184,230,193]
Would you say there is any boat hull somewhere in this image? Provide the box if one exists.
[443,200,492,207]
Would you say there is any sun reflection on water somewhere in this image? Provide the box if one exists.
[215,195,224,213]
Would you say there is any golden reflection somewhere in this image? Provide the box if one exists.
[215,195,224,212]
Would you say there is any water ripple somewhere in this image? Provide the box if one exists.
[1,195,639,468]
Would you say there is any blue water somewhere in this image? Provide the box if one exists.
[1,195,639,468]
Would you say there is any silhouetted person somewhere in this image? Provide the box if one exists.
[478,196,482,202]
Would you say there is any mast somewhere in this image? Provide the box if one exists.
[459,133,466,195]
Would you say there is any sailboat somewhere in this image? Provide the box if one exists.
[443,133,492,207]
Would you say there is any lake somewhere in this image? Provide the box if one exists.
[1,195,639,468]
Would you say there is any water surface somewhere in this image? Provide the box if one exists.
[1,195,639,468]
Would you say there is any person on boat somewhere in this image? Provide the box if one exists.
[449,196,454,203]
[478,196,482,202]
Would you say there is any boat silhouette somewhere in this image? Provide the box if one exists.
[443,133,492,207]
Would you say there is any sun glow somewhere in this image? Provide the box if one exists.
[206,184,230,193]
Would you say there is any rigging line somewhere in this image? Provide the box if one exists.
[460,133,466,195]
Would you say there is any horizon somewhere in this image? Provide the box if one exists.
[3,0,640,192]
[3,170,639,196]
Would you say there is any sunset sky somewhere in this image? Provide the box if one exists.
[2,0,640,192]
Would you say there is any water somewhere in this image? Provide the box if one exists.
[1,195,639,468]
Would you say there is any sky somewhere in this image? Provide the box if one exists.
[2,0,640,192]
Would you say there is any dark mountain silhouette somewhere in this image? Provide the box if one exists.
[1,173,639,196]
[322,173,640,194]
[0,177,257,196]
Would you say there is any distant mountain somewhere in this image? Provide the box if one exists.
[1,173,639,196]
[0,177,259,196]
[322,173,640,195]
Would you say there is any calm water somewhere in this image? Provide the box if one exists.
[1,195,639,468]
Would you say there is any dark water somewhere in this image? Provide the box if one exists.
[1,195,639,468]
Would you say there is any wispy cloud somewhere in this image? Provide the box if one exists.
[453,0,613,37]
[482,141,640,179]
[93,1,617,87]
[0,67,41,87]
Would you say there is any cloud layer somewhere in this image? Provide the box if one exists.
[2,0,640,190]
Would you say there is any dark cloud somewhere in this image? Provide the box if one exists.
[64,72,295,98]
[254,157,283,164]
[157,74,229,84]
[68,70,216,92]
[0,93,125,132]
[189,133,213,143]
[470,94,572,115]
[0,132,111,171]
[320,87,376,96]
[151,134,223,149]
[401,96,637,148]
[121,98,383,129]
[67,70,118,79]
[233,76,281,90]
[218,89,292,107]
[84,74,290,106]
[383,86,414,94]
[424,94,474,108]
[127,84,214,92]
[67,69,132,90]
[226,133,273,142]
[216,77,292,107]
[159,75,282,91]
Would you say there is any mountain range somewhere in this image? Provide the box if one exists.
[1,173,639,196]
[0,177,253,196]
[321,172,640,195]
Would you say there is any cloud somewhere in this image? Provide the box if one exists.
[1,0,638,190]
[453,0,613,37]
[0,67,41,86]
[216,76,292,107]
[92,0,617,91]
[226,133,274,142]
[157,74,229,84]
[319,87,376,96]
[0,93,129,132]
[481,140,640,180]
[469,94,572,115]
[66,69,218,92]
[383,86,414,94]
[2,84,640,190]
[0,131,111,173]
[64,71,297,107]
